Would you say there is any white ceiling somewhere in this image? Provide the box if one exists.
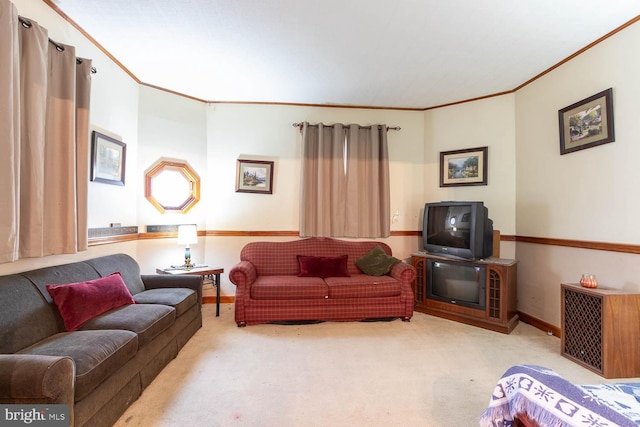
[51,0,640,109]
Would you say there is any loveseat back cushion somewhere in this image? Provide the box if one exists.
[241,238,393,277]
[297,255,350,278]
[84,253,146,295]
[18,330,138,402]
[250,276,328,300]
[0,275,60,354]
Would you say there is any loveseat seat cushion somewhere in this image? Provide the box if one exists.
[325,275,402,299]
[250,276,328,300]
[18,330,138,401]
[133,288,197,317]
[79,304,176,347]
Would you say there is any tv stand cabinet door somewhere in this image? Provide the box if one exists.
[486,264,518,325]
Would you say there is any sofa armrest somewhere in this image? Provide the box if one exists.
[141,274,203,305]
[229,261,257,288]
[389,261,416,285]
[0,354,75,408]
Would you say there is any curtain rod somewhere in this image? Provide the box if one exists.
[18,16,97,74]
[292,123,401,131]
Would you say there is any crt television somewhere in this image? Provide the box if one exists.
[422,201,493,260]
[427,258,486,310]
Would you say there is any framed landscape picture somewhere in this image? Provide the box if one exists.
[90,131,126,186]
[440,146,488,187]
[558,88,614,155]
[235,159,274,194]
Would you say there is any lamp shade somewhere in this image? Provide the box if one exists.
[177,224,198,245]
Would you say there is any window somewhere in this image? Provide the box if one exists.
[145,159,200,214]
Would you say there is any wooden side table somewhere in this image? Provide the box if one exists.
[156,266,224,317]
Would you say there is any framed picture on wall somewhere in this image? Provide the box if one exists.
[558,88,615,155]
[439,146,488,187]
[90,131,126,186]
[235,159,274,194]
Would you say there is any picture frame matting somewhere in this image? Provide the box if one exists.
[558,88,615,155]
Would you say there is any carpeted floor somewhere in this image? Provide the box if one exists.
[114,304,609,427]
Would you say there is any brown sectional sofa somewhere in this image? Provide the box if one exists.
[0,254,202,427]
[229,237,416,326]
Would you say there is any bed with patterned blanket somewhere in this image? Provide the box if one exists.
[479,365,640,426]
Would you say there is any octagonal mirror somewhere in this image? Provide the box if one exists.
[145,159,200,214]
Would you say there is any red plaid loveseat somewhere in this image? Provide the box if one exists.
[229,237,416,326]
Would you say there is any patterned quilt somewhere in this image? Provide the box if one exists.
[479,365,640,426]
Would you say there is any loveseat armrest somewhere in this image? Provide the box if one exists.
[229,261,257,288]
[389,261,416,285]
[0,354,75,411]
[141,274,203,305]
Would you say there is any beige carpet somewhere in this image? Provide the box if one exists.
[114,304,609,427]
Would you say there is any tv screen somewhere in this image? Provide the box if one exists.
[422,201,493,260]
[427,259,486,310]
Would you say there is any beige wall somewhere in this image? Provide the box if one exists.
[4,1,640,327]
[513,20,640,326]
[423,94,517,259]
[138,102,426,293]
[136,86,208,229]
[204,103,425,232]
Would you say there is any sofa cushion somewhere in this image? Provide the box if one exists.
[0,275,60,354]
[18,330,138,401]
[84,254,147,295]
[46,273,136,331]
[297,255,350,278]
[325,275,402,299]
[80,304,176,347]
[355,246,401,276]
[133,288,197,317]
[251,276,328,300]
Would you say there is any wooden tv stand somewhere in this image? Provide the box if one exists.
[411,253,518,334]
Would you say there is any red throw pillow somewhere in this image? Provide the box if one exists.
[46,272,136,331]
[297,255,350,278]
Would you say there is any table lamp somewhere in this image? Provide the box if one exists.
[177,224,198,267]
